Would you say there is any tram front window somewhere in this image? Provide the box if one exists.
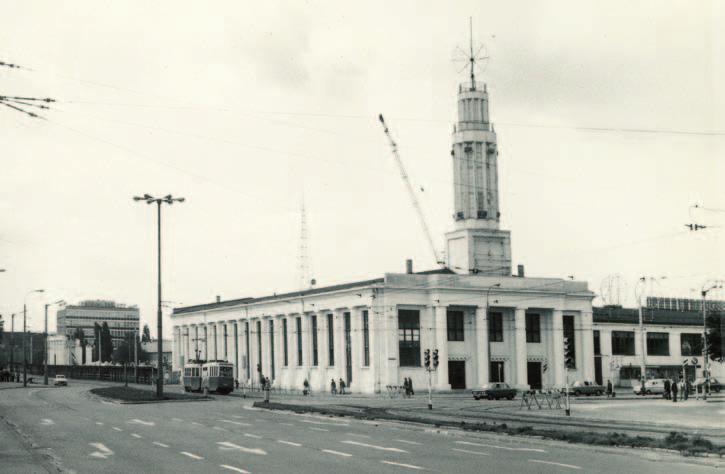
[220,366,233,377]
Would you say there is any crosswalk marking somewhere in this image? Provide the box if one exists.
[322,449,352,457]
[180,451,203,460]
[381,460,424,470]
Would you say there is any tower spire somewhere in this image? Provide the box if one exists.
[469,17,476,91]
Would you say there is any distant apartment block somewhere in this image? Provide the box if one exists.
[57,300,139,349]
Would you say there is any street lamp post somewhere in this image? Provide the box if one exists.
[634,276,666,387]
[701,282,722,400]
[23,289,44,387]
[44,299,65,385]
[134,193,185,399]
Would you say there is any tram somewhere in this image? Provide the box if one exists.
[182,361,204,392]
[201,361,234,395]
[184,360,234,395]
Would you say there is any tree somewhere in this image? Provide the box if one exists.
[72,328,87,364]
[142,324,151,343]
[101,322,113,362]
[706,312,724,363]
[92,323,101,362]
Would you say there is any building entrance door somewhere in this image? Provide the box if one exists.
[448,361,466,389]
[527,361,542,390]
[594,357,603,385]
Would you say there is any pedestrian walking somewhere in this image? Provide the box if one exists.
[606,379,613,398]
[671,379,678,403]
[339,378,346,395]
[330,378,337,395]
[409,377,414,396]
[683,380,691,401]
[663,379,671,399]
[403,377,410,397]
[303,379,310,396]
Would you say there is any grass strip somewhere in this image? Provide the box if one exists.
[254,401,724,457]
[90,386,208,402]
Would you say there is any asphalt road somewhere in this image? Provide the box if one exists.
[0,381,721,474]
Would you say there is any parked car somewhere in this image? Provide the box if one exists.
[472,382,517,400]
[693,377,722,393]
[632,378,667,395]
[54,375,68,386]
[564,380,604,396]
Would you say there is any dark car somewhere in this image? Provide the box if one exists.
[472,382,517,400]
[564,380,605,396]
[693,377,722,393]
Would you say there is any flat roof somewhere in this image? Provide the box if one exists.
[593,306,720,326]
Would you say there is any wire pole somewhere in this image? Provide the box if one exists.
[10,314,14,375]
[22,304,27,387]
[156,199,163,399]
[44,304,48,385]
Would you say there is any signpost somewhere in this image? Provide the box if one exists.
[424,349,439,410]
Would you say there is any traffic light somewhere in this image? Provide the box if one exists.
[424,349,431,368]
[432,349,439,368]
[564,337,575,369]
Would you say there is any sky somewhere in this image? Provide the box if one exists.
[1,0,724,337]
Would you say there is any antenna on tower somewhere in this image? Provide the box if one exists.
[299,196,314,289]
[453,18,491,91]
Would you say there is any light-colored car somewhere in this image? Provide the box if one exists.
[54,375,68,386]
[564,380,605,396]
[632,378,667,395]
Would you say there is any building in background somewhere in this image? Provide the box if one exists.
[592,297,725,387]
[141,339,172,368]
[57,300,140,349]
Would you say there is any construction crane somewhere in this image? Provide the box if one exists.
[378,114,444,268]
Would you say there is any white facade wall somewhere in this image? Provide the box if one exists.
[594,322,724,387]
[171,273,594,393]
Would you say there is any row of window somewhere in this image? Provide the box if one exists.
[446,311,557,344]
[248,312,371,371]
[610,331,702,356]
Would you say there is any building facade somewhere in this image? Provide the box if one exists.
[57,300,140,349]
[171,74,597,393]
[172,272,594,393]
[592,298,724,387]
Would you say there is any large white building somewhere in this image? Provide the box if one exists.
[171,74,597,393]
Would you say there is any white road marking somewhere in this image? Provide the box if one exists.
[88,442,114,459]
[244,433,262,439]
[322,449,352,457]
[451,448,489,456]
[191,421,203,426]
[220,465,250,474]
[214,426,227,431]
[172,417,184,422]
[455,440,546,453]
[40,419,54,426]
[217,441,267,455]
[95,422,103,426]
[278,440,302,447]
[180,451,204,460]
[381,460,424,470]
[128,419,155,426]
[152,442,169,448]
[341,440,407,453]
[112,427,123,432]
[219,419,252,426]
[529,459,582,470]
[346,432,371,438]
[395,439,422,446]
[131,433,143,439]
[300,419,349,427]
[231,415,247,419]
[309,427,329,432]
[280,422,295,426]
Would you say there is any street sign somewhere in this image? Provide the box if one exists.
[691,357,698,365]
[542,362,548,373]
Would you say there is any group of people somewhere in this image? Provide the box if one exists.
[661,378,691,402]
[330,378,347,395]
[402,377,415,397]
[0,369,18,382]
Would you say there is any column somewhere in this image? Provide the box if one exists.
[514,308,528,388]
[476,306,489,387]
[202,325,208,360]
[434,305,450,389]
[233,322,239,380]
[580,311,595,381]
[552,310,564,387]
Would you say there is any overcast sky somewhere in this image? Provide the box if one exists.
[1,0,724,337]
